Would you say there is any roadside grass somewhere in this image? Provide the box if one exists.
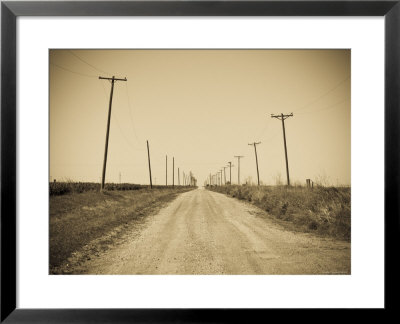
[49,181,174,196]
[207,185,350,241]
[50,187,194,273]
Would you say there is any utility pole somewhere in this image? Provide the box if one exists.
[172,157,175,187]
[271,113,293,186]
[178,167,180,186]
[234,156,244,185]
[227,161,233,184]
[248,142,261,186]
[119,172,121,184]
[166,155,168,186]
[146,140,152,189]
[222,166,227,185]
[99,75,127,191]
[220,170,223,186]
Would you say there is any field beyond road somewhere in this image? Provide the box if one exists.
[75,188,350,275]
[50,186,194,274]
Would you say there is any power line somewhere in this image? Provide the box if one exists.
[294,75,350,113]
[296,97,350,115]
[124,82,140,143]
[252,76,350,140]
[99,77,110,99]
[50,62,97,78]
[254,118,272,139]
[100,80,144,152]
[100,74,140,146]
[263,130,280,143]
[68,50,112,76]
[113,112,145,152]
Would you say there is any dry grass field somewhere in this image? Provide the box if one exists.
[49,181,171,196]
[207,185,351,241]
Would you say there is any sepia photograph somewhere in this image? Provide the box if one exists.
[49,49,351,275]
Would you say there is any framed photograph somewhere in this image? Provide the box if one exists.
[1,0,399,322]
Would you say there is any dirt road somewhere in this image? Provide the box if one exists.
[83,188,350,274]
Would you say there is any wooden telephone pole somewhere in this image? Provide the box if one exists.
[271,113,293,186]
[227,161,233,184]
[222,166,227,185]
[172,157,175,187]
[165,155,168,186]
[248,142,261,186]
[99,76,127,191]
[146,140,152,189]
[234,156,244,185]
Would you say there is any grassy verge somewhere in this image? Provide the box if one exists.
[207,185,350,241]
[50,187,194,273]
[49,181,178,196]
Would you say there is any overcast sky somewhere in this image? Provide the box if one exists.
[50,49,350,186]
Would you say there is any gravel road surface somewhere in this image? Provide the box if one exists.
[84,188,350,274]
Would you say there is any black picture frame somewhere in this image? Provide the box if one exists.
[1,0,399,322]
